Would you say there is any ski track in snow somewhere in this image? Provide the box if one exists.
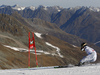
[94,41,100,45]
[4,43,63,58]
[34,32,42,39]
[3,42,63,57]
[3,32,75,58]
[0,64,100,75]
[45,42,63,58]
[34,32,63,58]
[4,32,63,58]
[3,45,50,55]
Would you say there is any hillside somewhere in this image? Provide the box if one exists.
[10,12,88,47]
[0,13,87,69]
[0,14,30,48]
[0,6,100,69]
[60,7,100,46]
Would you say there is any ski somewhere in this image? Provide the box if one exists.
[13,65,81,70]
[54,65,76,68]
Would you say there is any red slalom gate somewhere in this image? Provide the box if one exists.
[28,32,38,68]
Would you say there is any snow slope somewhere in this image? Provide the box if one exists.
[0,64,100,75]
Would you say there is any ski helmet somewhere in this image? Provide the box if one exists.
[81,42,87,51]
[81,42,87,48]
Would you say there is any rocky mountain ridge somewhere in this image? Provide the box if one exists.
[1,5,100,12]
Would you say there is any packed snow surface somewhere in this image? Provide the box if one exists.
[3,42,63,57]
[0,64,100,75]
[34,32,42,39]
[45,42,63,58]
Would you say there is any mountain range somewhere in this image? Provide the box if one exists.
[0,5,100,46]
[0,5,100,69]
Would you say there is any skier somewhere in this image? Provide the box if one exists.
[78,42,97,66]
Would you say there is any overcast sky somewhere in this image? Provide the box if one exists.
[0,0,100,8]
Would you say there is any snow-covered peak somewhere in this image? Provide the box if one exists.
[68,6,87,11]
[38,5,48,10]
[26,6,37,11]
[0,5,9,8]
[1,5,100,13]
[38,5,46,7]
[89,6,100,12]
[12,4,19,7]
[49,6,63,12]
[37,5,63,12]
[12,4,25,11]
[69,6,100,12]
